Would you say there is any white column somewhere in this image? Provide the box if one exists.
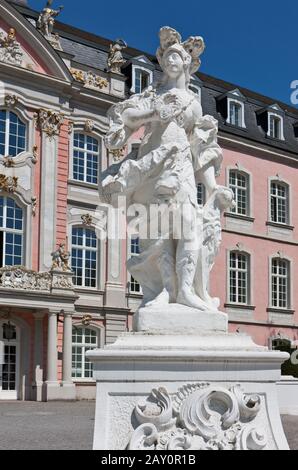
[62,313,73,384]
[46,311,58,384]
[33,312,45,401]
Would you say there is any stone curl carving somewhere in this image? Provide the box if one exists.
[128,384,267,451]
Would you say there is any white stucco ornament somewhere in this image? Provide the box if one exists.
[128,384,267,451]
[103,26,235,316]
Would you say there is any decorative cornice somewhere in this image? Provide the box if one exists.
[35,109,64,138]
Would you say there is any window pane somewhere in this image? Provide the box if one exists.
[73,133,99,184]
[229,251,249,304]
[229,171,249,216]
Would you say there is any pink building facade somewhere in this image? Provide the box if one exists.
[0,0,297,401]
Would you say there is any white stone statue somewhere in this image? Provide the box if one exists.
[37,0,63,38]
[103,27,234,312]
[107,39,127,74]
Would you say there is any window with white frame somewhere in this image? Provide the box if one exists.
[271,258,290,309]
[228,101,243,127]
[189,84,201,99]
[72,326,98,379]
[0,196,23,267]
[130,236,141,293]
[73,133,99,185]
[229,170,250,216]
[134,68,150,94]
[229,251,250,305]
[0,110,26,157]
[197,183,206,206]
[268,114,282,139]
[270,181,289,225]
[71,227,97,288]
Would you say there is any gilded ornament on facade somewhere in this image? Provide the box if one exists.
[110,147,126,162]
[31,197,37,216]
[70,68,109,90]
[0,28,23,66]
[32,145,38,164]
[0,174,18,193]
[1,156,15,168]
[4,94,19,107]
[82,315,93,326]
[81,213,93,226]
[36,109,64,138]
[84,120,94,133]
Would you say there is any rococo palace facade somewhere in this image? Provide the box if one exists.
[0,0,297,401]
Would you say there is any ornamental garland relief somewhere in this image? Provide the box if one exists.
[70,68,109,91]
[128,384,267,451]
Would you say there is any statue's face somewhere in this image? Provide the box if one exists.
[164,50,185,79]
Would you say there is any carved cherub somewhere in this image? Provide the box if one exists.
[37,0,64,38]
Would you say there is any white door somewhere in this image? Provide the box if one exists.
[0,321,19,400]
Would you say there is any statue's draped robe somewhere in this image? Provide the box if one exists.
[104,88,223,307]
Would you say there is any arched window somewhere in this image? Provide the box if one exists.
[0,196,23,267]
[73,133,99,185]
[271,258,290,309]
[72,326,99,379]
[229,170,250,216]
[71,227,97,288]
[134,69,150,94]
[229,251,250,305]
[270,181,289,225]
[0,110,26,157]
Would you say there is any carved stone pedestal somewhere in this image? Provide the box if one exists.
[88,332,290,450]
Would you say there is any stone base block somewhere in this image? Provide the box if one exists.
[44,382,76,401]
[88,333,290,451]
[133,304,228,334]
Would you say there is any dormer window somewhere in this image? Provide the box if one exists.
[217,89,246,129]
[134,68,150,94]
[227,99,245,128]
[268,114,282,140]
[229,101,242,127]
[257,104,285,141]
[189,78,202,101]
[124,55,154,95]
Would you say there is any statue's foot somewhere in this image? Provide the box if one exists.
[177,289,210,311]
[145,290,169,308]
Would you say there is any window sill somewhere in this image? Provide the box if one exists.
[73,379,96,384]
[266,221,294,231]
[74,287,104,294]
[127,293,143,298]
[225,122,248,132]
[267,308,295,315]
[225,304,256,311]
[265,135,285,143]
[224,212,255,223]
[68,179,98,190]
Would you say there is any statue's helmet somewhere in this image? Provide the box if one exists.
[157,27,205,81]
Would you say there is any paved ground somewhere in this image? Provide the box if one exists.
[0,401,297,450]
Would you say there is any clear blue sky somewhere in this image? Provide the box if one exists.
[28,0,297,106]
